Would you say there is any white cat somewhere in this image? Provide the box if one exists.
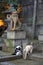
[23,42,33,59]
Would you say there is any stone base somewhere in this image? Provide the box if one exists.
[7,30,26,39]
[2,45,14,53]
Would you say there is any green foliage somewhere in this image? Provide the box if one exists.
[6,39,13,48]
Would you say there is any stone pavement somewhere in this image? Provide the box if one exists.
[0,62,15,65]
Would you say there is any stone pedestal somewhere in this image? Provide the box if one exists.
[7,30,26,39]
[2,29,27,53]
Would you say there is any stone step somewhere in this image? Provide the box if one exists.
[0,55,22,62]
[30,53,43,61]
[0,51,22,62]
